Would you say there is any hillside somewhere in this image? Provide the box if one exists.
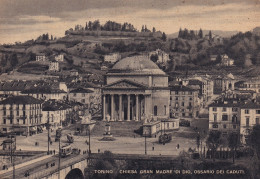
[0,27,260,80]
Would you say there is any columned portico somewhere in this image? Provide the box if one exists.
[102,93,147,121]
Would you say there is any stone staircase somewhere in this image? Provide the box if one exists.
[91,121,143,137]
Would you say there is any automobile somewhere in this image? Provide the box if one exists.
[159,133,172,144]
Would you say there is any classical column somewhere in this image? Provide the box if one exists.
[135,95,139,121]
[103,95,106,121]
[127,94,130,121]
[119,94,122,121]
[111,94,114,121]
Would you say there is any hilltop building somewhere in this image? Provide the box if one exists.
[36,54,47,61]
[104,53,121,63]
[148,49,170,64]
[49,60,59,71]
[221,54,234,66]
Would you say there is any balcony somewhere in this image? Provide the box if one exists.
[7,115,14,119]
[19,115,27,119]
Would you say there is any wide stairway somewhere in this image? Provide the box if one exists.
[91,120,143,137]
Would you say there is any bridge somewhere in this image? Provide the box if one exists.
[0,153,178,179]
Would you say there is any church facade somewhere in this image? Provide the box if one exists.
[102,56,170,121]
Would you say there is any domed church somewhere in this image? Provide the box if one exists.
[102,55,170,121]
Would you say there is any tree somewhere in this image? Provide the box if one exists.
[150,54,158,63]
[216,54,222,64]
[162,32,167,41]
[141,25,145,32]
[85,22,88,30]
[209,30,212,40]
[198,28,203,38]
[152,27,156,33]
[1,54,7,67]
[178,28,183,38]
[196,134,201,152]
[10,53,18,67]
[248,125,260,159]
[206,131,222,161]
[228,132,240,163]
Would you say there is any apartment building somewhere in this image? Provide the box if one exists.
[0,96,43,136]
[169,85,200,119]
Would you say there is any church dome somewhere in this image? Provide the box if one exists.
[111,55,165,75]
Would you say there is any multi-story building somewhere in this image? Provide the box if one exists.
[208,97,243,137]
[22,81,68,101]
[213,73,236,94]
[54,54,64,62]
[49,61,59,71]
[236,77,260,94]
[36,54,47,61]
[240,102,260,144]
[148,49,170,64]
[69,88,94,107]
[0,96,43,136]
[221,54,234,66]
[169,85,200,119]
[42,100,71,130]
[104,53,121,63]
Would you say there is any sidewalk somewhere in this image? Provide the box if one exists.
[0,154,54,175]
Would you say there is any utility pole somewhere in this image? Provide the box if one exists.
[89,125,91,157]
[58,136,61,179]
[145,132,147,155]
[13,135,16,179]
[47,111,50,154]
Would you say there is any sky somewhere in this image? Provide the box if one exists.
[0,0,260,44]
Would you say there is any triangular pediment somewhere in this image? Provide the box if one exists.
[104,79,147,89]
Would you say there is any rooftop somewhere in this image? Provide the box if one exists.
[70,88,94,93]
[110,55,166,75]
[0,96,43,105]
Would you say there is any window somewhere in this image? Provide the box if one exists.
[189,97,192,101]
[181,102,184,107]
[182,113,185,117]
[213,124,218,128]
[233,125,236,129]
[17,110,19,116]
[164,105,167,115]
[232,108,238,112]
[10,119,13,124]
[170,97,172,100]
[232,115,237,123]
[3,110,6,116]
[172,123,175,127]
[222,107,226,112]
[175,103,179,108]
[189,102,192,107]
[223,124,227,129]
[188,92,192,95]
[175,97,179,101]
[214,114,217,122]
[256,118,259,125]
[17,119,19,123]
[213,107,217,112]
[246,117,250,127]
[222,115,228,121]
[245,109,249,114]
[175,91,179,95]
[154,106,157,116]
[3,119,6,124]
[167,123,169,128]
[256,110,260,114]
[81,99,85,103]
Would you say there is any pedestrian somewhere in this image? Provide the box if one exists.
[98,149,100,153]
[54,150,55,155]
[177,144,180,149]
[152,146,154,151]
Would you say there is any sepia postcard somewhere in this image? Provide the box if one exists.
[0,0,260,179]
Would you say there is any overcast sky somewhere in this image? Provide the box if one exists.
[0,0,259,44]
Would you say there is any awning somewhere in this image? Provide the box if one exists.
[30,126,37,132]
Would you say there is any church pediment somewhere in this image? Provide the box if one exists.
[104,79,147,89]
